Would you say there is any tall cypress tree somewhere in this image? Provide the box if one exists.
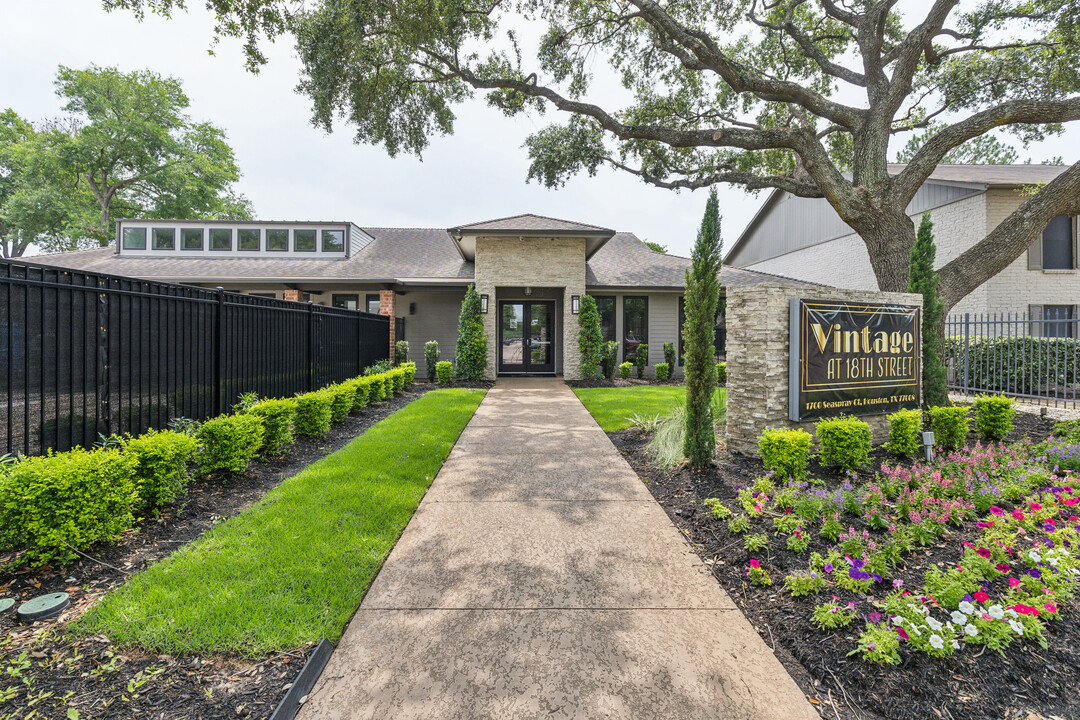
[577,294,603,379]
[683,187,722,467]
[455,284,488,380]
[908,213,948,406]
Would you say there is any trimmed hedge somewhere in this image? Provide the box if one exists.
[887,409,923,458]
[974,395,1015,441]
[929,405,970,451]
[425,341,440,381]
[294,389,334,437]
[815,416,872,471]
[327,383,357,423]
[0,448,139,565]
[197,414,265,476]
[124,430,198,515]
[248,398,297,454]
[634,344,649,379]
[401,362,416,387]
[946,335,1079,394]
[655,362,671,382]
[716,361,727,384]
[436,361,453,385]
[758,427,812,480]
[620,361,633,380]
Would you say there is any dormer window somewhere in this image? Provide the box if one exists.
[152,228,175,250]
[122,227,146,250]
[294,230,317,252]
[267,229,289,251]
[322,229,344,252]
[182,228,203,251]
[210,228,232,251]
[238,229,260,251]
[114,220,369,257]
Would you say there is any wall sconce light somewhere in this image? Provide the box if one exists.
[524,286,532,296]
[409,302,416,315]
[922,431,935,463]
[480,294,489,313]
[571,295,580,314]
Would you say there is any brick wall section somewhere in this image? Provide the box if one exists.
[726,283,923,456]
[474,236,587,380]
[282,289,301,302]
[379,289,396,362]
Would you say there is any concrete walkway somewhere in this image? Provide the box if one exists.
[298,378,818,720]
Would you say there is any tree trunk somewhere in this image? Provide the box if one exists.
[853,208,918,293]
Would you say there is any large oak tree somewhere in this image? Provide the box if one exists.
[107,0,1080,310]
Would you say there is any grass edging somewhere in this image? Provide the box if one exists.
[73,388,486,657]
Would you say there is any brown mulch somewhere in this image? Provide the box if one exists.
[0,387,432,720]
[613,410,1079,720]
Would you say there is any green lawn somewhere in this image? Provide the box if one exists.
[75,389,485,657]
[573,385,722,431]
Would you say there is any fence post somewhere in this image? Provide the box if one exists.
[962,313,970,395]
[356,309,363,377]
[307,301,315,392]
[96,277,111,440]
[214,287,225,416]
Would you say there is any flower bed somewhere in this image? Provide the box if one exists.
[612,410,1080,720]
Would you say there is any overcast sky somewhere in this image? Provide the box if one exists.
[1,1,1073,259]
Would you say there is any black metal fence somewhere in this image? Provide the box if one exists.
[1,258,390,456]
[945,312,1080,407]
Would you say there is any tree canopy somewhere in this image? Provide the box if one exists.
[105,0,1080,309]
[0,65,253,256]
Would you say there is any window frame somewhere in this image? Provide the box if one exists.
[238,228,261,251]
[678,296,686,366]
[209,228,233,252]
[181,228,204,251]
[321,229,345,253]
[593,295,617,345]
[622,295,649,360]
[293,229,317,253]
[266,229,289,252]
[151,227,175,251]
[1041,215,1075,270]
[332,293,360,310]
[366,294,381,314]
[122,227,147,250]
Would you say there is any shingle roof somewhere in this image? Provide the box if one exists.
[450,213,614,235]
[888,163,1068,186]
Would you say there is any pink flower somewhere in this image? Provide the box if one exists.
[974,591,989,603]
[990,506,1004,516]
[996,563,1011,573]
[896,627,909,640]
[1012,509,1025,520]
[1008,578,1020,587]
[977,547,992,558]
[1044,603,1058,613]
[749,559,760,569]
[1063,498,1078,507]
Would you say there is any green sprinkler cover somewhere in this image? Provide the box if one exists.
[16,592,69,623]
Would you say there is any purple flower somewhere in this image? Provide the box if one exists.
[868,612,882,623]
[962,594,973,602]
[893,579,904,589]
[824,562,834,573]
[871,573,883,584]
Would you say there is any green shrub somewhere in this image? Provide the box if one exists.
[887,409,923,457]
[619,361,632,380]
[757,427,812,479]
[663,342,676,367]
[346,377,371,412]
[928,405,970,451]
[424,340,440,382]
[0,448,139,564]
[294,390,334,437]
[455,284,489,380]
[390,368,406,394]
[601,341,619,380]
[436,361,453,385]
[634,343,648,379]
[716,361,727,384]
[394,339,410,365]
[248,398,297,454]
[744,532,769,552]
[123,430,198,515]
[1054,418,1080,440]
[702,497,730,519]
[654,362,671,382]
[974,395,1015,441]
[197,413,264,476]
[400,362,417,387]
[577,295,604,378]
[327,383,357,422]
[815,416,872,471]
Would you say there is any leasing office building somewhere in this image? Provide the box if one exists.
[37,213,813,380]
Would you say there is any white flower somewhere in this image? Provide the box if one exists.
[1045,553,1059,567]
[1006,609,1019,619]
[929,634,944,650]
[988,605,1005,620]
[958,601,975,615]
[1009,619,1024,635]
[927,617,943,632]
[1029,550,1042,563]
[891,615,904,626]
[964,623,978,637]
[950,610,967,625]
[909,624,922,636]
[952,639,960,650]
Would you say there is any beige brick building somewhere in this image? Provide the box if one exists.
[726,165,1078,324]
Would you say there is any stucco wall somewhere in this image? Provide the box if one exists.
[396,289,467,369]
[474,236,587,380]
[726,283,923,456]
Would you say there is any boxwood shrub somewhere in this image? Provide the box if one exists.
[758,427,812,480]
[634,343,648,379]
[123,429,198,515]
[619,361,633,380]
[0,448,139,565]
[327,383,357,423]
[654,362,671,382]
[973,394,1015,441]
[436,361,453,385]
[346,377,372,412]
[294,389,334,436]
[716,361,727,384]
[389,368,406,394]
[401,362,417,387]
[886,409,923,458]
[248,398,297,455]
[815,416,872,471]
[196,413,265,476]
[928,405,970,451]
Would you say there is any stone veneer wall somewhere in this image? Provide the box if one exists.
[473,236,587,381]
[726,283,923,456]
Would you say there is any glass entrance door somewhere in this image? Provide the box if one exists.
[498,300,556,374]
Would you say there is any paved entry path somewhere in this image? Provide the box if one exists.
[298,378,817,720]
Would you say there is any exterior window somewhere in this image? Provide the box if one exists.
[238,229,260,251]
[122,227,146,250]
[594,296,616,343]
[209,228,232,251]
[152,228,175,251]
[249,292,276,299]
[1045,305,1075,338]
[678,297,685,366]
[181,228,203,251]
[333,293,359,310]
[366,294,381,314]
[1042,215,1074,270]
[267,229,288,251]
[322,229,344,252]
[294,230,316,252]
[623,296,648,359]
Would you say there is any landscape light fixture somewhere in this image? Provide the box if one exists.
[922,431,935,463]
[480,294,489,313]
[572,295,580,314]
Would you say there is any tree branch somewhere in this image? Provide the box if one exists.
[606,158,825,197]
